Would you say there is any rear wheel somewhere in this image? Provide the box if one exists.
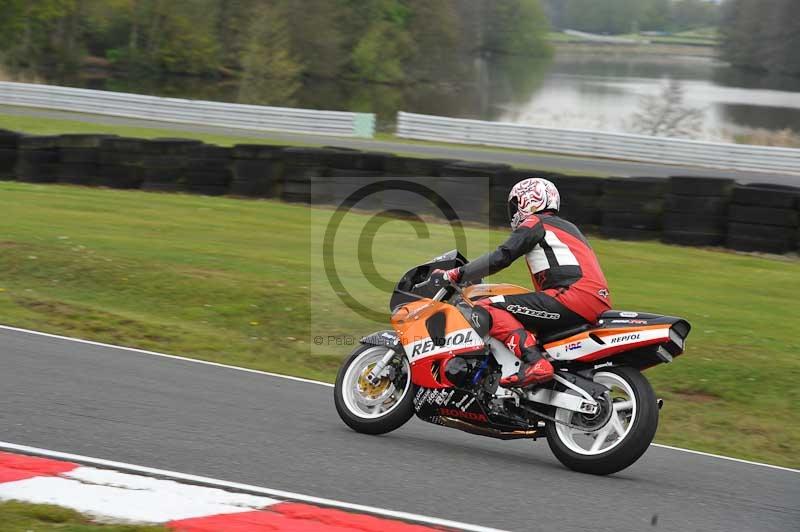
[545,367,658,475]
[334,345,414,435]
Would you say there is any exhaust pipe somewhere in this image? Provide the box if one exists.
[439,417,540,440]
[657,398,664,410]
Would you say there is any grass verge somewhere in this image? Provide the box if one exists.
[0,111,312,149]
[1,182,798,467]
[0,500,165,532]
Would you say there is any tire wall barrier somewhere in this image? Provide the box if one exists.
[1,129,798,255]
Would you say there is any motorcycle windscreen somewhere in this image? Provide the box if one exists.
[389,250,468,311]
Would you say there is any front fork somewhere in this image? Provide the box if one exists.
[365,348,396,385]
[360,330,405,385]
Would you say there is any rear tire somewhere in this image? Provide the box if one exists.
[334,344,414,435]
[545,367,658,475]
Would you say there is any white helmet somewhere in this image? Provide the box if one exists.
[508,178,560,229]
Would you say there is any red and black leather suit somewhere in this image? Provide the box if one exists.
[457,212,612,355]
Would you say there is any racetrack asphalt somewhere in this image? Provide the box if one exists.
[1,105,797,186]
[1,327,797,532]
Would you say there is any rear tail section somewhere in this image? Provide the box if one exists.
[544,311,690,369]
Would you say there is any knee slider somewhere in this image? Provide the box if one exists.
[469,306,493,337]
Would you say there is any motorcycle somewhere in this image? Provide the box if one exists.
[334,251,691,475]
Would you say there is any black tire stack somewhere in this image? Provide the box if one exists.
[230,144,283,197]
[6,126,800,257]
[599,177,666,241]
[326,148,388,177]
[0,129,21,180]
[376,155,459,216]
[382,155,459,177]
[548,175,602,229]
[184,144,232,196]
[308,149,373,207]
[325,148,388,209]
[439,162,511,223]
[98,137,148,189]
[326,146,388,175]
[17,136,61,183]
[661,176,733,247]
[141,138,200,194]
[57,134,113,186]
[797,200,800,253]
[726,184,800,254]
[281,147,337,204]
[141,156,186,192]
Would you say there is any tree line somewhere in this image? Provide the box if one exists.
[719,0,800,76]
[0,0,551,102]
[543,0,719,35]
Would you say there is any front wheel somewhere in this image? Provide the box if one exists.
[334,344,414,435]
[545,367,659,475]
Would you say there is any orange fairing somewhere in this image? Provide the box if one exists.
[392,299,484,388]
[462,283,530,300]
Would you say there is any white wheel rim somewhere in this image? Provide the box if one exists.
[554,371,637,456]
[342,347,411,419]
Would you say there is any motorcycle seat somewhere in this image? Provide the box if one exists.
[598,310,660,320]
[538,324,592,345]
[538,311,663,345]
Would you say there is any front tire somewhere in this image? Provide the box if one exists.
[334,344,414,435]
[545,367,659,475]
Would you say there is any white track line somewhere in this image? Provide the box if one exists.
[649,444,799,474]
[1,323,798,474]
[0,323,333,387]
[0,441,508,532]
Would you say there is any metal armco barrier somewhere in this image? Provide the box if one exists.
[0,82,375,138]
[396,111,800,176]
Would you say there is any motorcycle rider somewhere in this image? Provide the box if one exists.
[430,178,612,388]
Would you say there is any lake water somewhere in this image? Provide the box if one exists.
[493,53,800,141]
[47,51,800,141]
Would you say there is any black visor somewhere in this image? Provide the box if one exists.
[507,196,519,224]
